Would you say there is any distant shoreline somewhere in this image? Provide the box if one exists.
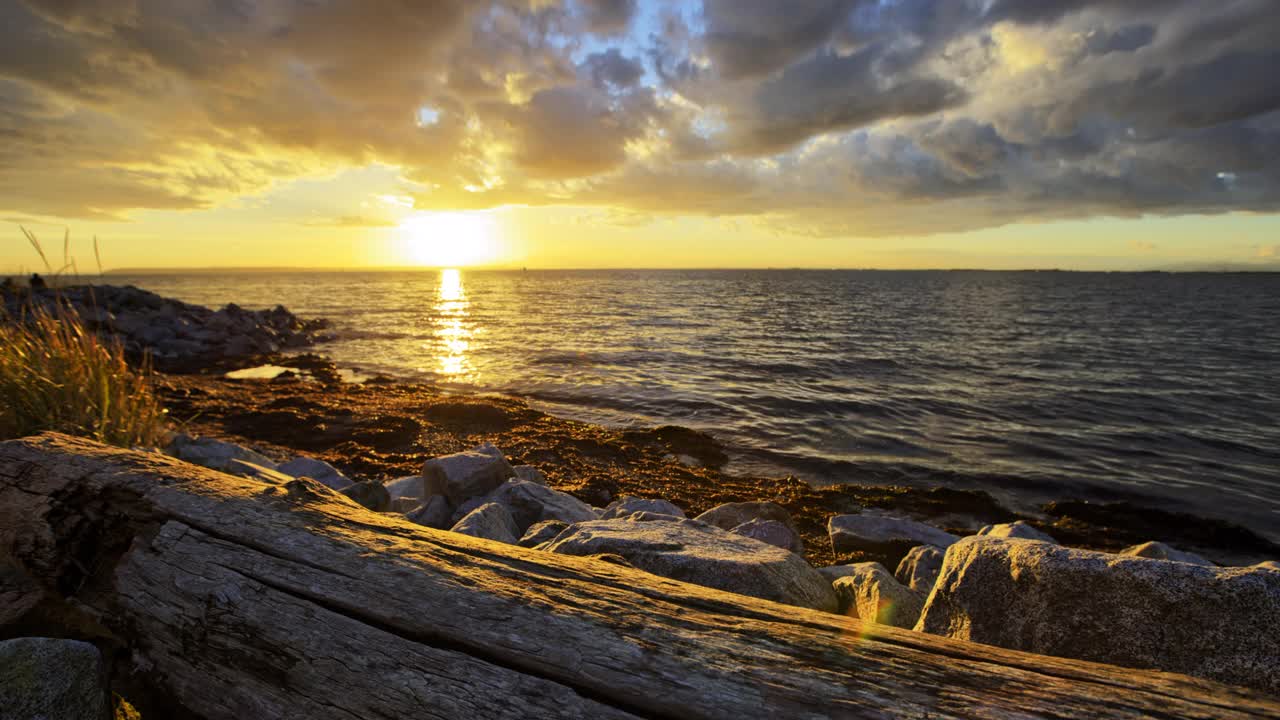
[86,265,1280,275]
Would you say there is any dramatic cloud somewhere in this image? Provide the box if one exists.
[3,0,1280,235]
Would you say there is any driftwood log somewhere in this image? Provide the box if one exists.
[1,433,1277,719]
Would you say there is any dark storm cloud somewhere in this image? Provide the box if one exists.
[2,0,1280,235]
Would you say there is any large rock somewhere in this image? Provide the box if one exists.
[277,457,353,491]
[695,501,803,554]
[338,481,391,513]
[451,503,520,545]
[832,563,926,629]
[915,537,1280,694]
[383,475,426,502]
[0,637,108,720]
[422,449,514,504]
[543,517,838,612]
[406,495,452,530]
[828,514,957,555]
[730,519,802,555]
[483,480,597,534]
[166,433,276,474]
[600,496,686,520]
[519,520,570,548]
[1118,541,1213,567]
[894,545,945,594]
[976,521,1057,544]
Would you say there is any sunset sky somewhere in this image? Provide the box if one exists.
[3,0,1279,271]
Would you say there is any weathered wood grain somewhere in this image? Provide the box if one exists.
[2,433,1277,719]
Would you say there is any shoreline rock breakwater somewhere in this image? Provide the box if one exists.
[167,432,1280,696]
[3,284,329,369]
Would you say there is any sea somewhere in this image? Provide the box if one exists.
[114,269,1280,540]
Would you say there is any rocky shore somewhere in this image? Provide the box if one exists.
[4,285,1279,715]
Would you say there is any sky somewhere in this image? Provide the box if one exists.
[2,0,1280,271]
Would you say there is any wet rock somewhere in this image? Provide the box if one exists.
[915,537,1280,694]
[383,475,426,502]
[894,545,945,594]
[833,563,926,629]
[730,519,803,555]
[520,520,570,548]
[423,448,515,505]
[406,495,452,530]
[1118,541,1213,567]
[0,637,108,720]
[828,514,957,555]
[512,465,547,485]
[694,501,803,553]
[166,433,276,475]
[277,457,353,491]
[451,503,520,545]
[976,521,1057,544]
[600,496,686,520]
[339,481,391,513]
[544,516,838,612]
[484,479,597,534]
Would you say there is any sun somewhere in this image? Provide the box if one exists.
[398,211,501,267]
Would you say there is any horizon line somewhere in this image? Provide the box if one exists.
[5,264,1280,275]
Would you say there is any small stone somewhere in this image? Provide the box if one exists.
[423,448,515,504]
[407,495,452,530]
[1118,541,1214,567]
[828,514,957,555]
[894,545,945,594]
[730,519,803,555]
[0,637,108,720]
[976,521,1057,544]
[277,457,353,491]
[166,433,276,474]
[695,501,803,553]
[451,503,520,545]
[600,496,686,520]
[832,563,926,629]
[520,520,569,548]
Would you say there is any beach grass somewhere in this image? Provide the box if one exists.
[0,300,167,447]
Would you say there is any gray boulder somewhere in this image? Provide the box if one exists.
[451,503,520,545]
[976,521,1057,544]
[512,465,547,485]
[389,497,422,514]
[227,460,295,485]
[543,517,838,612]
[277,457,353,491]
[832,563,926,629]
[406,495,453,530]
[450,496,489,525]
[600,496,686,520]
[383,475,426,502]
[695,501,803,554]
[816,565,862,582]
[730,519,803,555]
[1119,541,1214,567]
[0,637,108,720]
[828,514,957,555]
[166,433,276,474]
[423,448,515,504]
[339,481,391,513]
[915,537,1280,694]
[484,480,597,534]
[520,520,570,548]
[894,545,945,594]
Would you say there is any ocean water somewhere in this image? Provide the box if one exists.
[116,269,1280,539]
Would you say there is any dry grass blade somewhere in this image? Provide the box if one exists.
[0,301,167,447]
[20,225,52,273]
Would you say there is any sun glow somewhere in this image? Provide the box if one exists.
[398,212,501,267]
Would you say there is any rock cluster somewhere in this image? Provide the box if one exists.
[164,432,1280,694]
[5,284,328,367]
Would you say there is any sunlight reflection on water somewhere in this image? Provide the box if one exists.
[433,268,473,380]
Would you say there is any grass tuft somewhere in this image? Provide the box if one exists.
[0,301,167,447]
